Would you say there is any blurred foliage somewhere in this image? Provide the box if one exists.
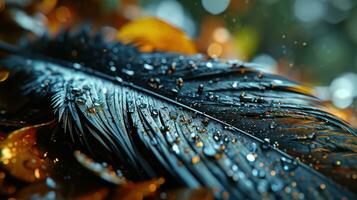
[0,0,356,111]
[1,0,356,84]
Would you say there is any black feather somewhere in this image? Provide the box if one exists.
[0,29,356,199]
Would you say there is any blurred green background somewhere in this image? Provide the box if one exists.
[137,0,357,110]
[0,0,356,111]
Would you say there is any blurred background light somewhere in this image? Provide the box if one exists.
[251,54,277,73]
[0,0,356,114]
[330,0,352,11]
[213,27,230,43]
[155,0,184,28]
[330,73,357,109]
[202,0,230,15]
[144,0,196,37]
[207,42,223,58]
[294,0,326,23]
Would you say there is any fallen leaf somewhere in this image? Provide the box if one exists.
[117,17,197,54]
[109,178,165,200]
[0,69,9,82]
[74,150,126,185]
[16,177,110,200]
[0,123,54,183]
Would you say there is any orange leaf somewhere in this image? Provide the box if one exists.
[0,123,54,183]
[0,69,9,82]
[74,150,126,185]
[117,17,197,54]
[109,178,165,200]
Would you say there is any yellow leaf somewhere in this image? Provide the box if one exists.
[117,17,197,54]
[0,69,9,82]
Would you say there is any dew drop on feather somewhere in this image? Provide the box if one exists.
[115,76,123,83]
[151,109,158,117]
[203,146,216,157]
[171,144,180,154]
[122,69,135,76]
[280,157,298,171]
[144,63,154,70]
[176,78,184,88]
[197,84,204,94]
[110,66,117,72]
[73,63,81,69]
[246,153,257,162]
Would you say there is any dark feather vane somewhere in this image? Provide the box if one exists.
[0,29,356,199]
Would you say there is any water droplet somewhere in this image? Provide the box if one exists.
[271,180,284,192]
[144,64,154,70]
[87,107,97,114]
[189,60,197,69]
[151,109,158,117]
[190,133,199,141]
[195,141,204,148]
[76,97,86,105]
[239,92,247,102]
[223,136,230,144]
[307,132,316,140]
[269,122,276,129]
[197,84,204,94]
[148,77,163,89]
[257,180,269,193]
[246,153,257,162]
[122,69,134,76]
[73,63,81,69]
[171,144,180,154]
[319,183,326,190]
[71,87,83,96]
[166,62,177,74]
[139,103,147,109]
[115,76,123,83]
[93,102,101,107]
[127,100,135,113]
[202,117,209,126]
[110,66,117,72]
[191,156,200,164]
[261,138,271,150]
[169,111,177,120]
[171,88,179,95]
[334,160,341,166]
[206,62,213,68]
[213,131,222,142]
[280,157,298,171]
[227,59,242,67]
[176,78,184,88]
[46,177,56,188]
[160,126,170,133]
[165,134,175,144]
[203,146,216,157]
[232,81,238,88]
